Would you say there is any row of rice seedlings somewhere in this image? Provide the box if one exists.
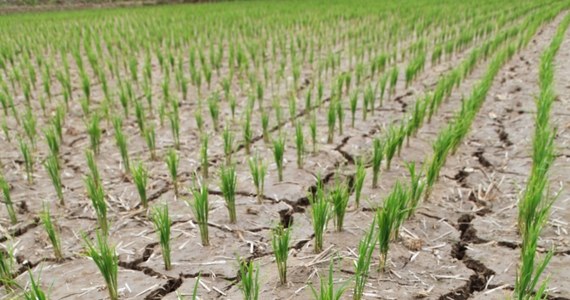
[514,12,570,300]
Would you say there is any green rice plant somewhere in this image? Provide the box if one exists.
[152,204,172,270]
[273,135,286,182]
[353,219,377,300]
[200,135,209,179]
[327,100,336,144]
[273,98,283,130]
[305,90,312,111]
[0,245,15,291]
[83,231,118,300]
[145,124,157,161]
[406,162,425,218]
[288,93,297,125]
[170,102,181,150]
[309,179,331,253]
[0,176,16,224]
[261,110,270,143]
[40,204,63,260]
[223,124,234,165]
[22,108,37,148]
[80,97,90,119]
[248,155,266,204]
[219,164,237,223]
[330,180,349,232]
[131,162,149,209]
[514,222,554,300]
[85,150,101,186]
[364,85,375,115]
[238,259,259,300]
[1,118,9,143]
[349,91,358,127]
[134,100,145,134]
[208,94,220,132]
[19,139,34,184]
[271,225,290,285]
[376,190,399,271]
[85,174,108,234]
[23,270,47,300]
[44,126,60,159]
[425,128,454,200]
[336,100,344,135]
[44,154,64,205]
[243,112,252,155]
[86,113,101,155]
[353,158,366,208]
[52,105,65,142]
[229,95,237,119]
[165,149,180,197]
[371,138,384,188]
[310,113,318,153]
[295,121,304,168]
[188,180,209,246]
[309,259,348,300]
[112,117,130,174]
[384,128,400,171]
[389,67,399,99]
[194,109,204,133]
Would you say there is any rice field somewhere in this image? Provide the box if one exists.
[0,0,569,299]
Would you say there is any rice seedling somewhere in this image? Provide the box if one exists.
[243,112,252,155]
[238,259,259,300]
[200,135,209,179]
[85,150,101,186]
[406,162,425,218]
[194,109,204,133]
[288,93,297,125]
[309,259,349,300]
[273,135,286,182]
[371,138,384,188]
[271,225,290,285]
[0,176,16,225]
[86,113,101,155]
[165,149,180,197]
[1,118,9,142]
[349,91,358,127]
[23,270,47,300]
[44,126,60,159]
[0,245,15,291]
[220,164,238,223]
[131,161,149,209]
[248,155,267,204]
[145,124,157,160]
[295,121,305,168]
[85,174,108,234]
[152,204,172,270]
[223,124,234,165]
[22,108,37,148]
[336,100,344,135]
[170,101,181,150]
[40,204,63,260]
[19,139,34,184]
[310,178,331,253]
[389,67,399,99]
[327,100,336,144]
[52,105,65,142]
[330,180,349,232]
[189,179,209,246]
[134,100,145,134]
[353,158,366,208]
[310,113,318,153]
[83,232,118,300]
[112,117,130,174]
[44,154,64,205]
[261,110,270,143]
[353,219,377,300]
[208,94,220,132]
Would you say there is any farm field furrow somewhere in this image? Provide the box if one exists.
[0,1,569,300]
